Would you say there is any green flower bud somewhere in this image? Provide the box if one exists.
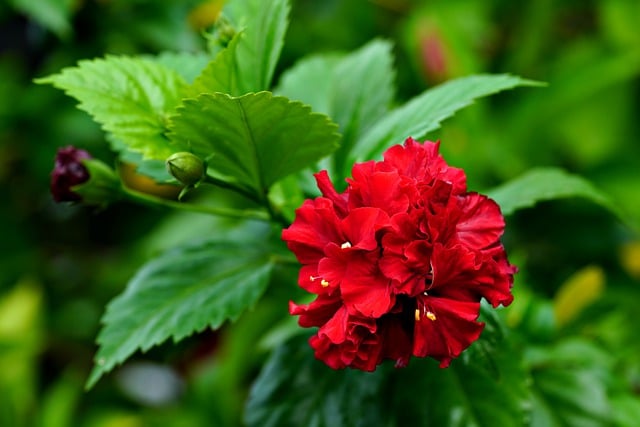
[215,16,236,48]
[72,159,122,206]
[165,152,206,187]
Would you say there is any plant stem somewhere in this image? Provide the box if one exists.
[120,185,270,222]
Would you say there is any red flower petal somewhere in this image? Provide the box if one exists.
[455,193,505,251]
[347,165,412,216]
[430,243,514,307]
[320,250,395,317]
[289,294,342,328]
[315,170,348,217]
[310,309,383,371]
[412,295,484,367]
[340,207,390,251]
[282,198,343,264]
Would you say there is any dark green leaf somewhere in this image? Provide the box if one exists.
[530,369,610,427]
[10,0,73,38]
[247,312,530,427]
[392,320,531,427]
[36,56,189,160]
[487,167,622,218]
[526,339,613,427]
[86,239,275,388]
[193,0,290,95]
[245,334,389,427]
[168,91,340,197]
[347,74,540,174]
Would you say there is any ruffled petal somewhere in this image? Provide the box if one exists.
[430,243,514,307]
[412,296,484,367]
[315,170,348,217]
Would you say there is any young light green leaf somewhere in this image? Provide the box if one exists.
[191,32,244,96]
[193,0,290,95]
[86,239,275,388]
[150,51,210,84]
[168,91,340,197]
[487,167,621,217]
[347,74,541,173]
[36,56,189,160]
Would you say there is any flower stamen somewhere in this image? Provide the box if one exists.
[341,241,352,249]
[320,279,329,287]
[426,311,437,321]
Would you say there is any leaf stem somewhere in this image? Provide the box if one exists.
[204,174,260,204]
[203,175,291,227]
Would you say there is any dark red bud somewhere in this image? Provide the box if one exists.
[50,146,92,202]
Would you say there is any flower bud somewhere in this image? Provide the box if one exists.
[165,152,206,187]
[50,146,91,202]
[50,146,121,205]
[215,16,236,48]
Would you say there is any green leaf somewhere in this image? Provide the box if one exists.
[10,0,74,39]
[108,136,173,183]
[275,54,342,115]
[191,32,245,96]
[611,394,640,427]
[168,91,340,197]
[244,334,389,427]
[530,369,611,427]
[193,0,290,95]
[526,340,614,427]
[268,174,306,223]
[86,239,275,388]
[36,56,189,160]
[347,74,541,174]
[392,322,530,427]
[487,167,622,218]
[277,40,396,173]
[246,312,530,427]
[150,51,211,84]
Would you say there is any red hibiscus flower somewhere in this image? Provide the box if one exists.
[282,138,516,370]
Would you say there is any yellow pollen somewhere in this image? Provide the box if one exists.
[426,311,437,321]
[320,279,329,287]
[309,275,317,282]
[341,241,352,249]
[415,309,421,321]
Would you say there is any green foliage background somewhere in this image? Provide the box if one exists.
[1,0,639,426]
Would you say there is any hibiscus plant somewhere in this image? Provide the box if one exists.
[39,0,630,425]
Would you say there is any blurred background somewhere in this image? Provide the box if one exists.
[1,0,639,426]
